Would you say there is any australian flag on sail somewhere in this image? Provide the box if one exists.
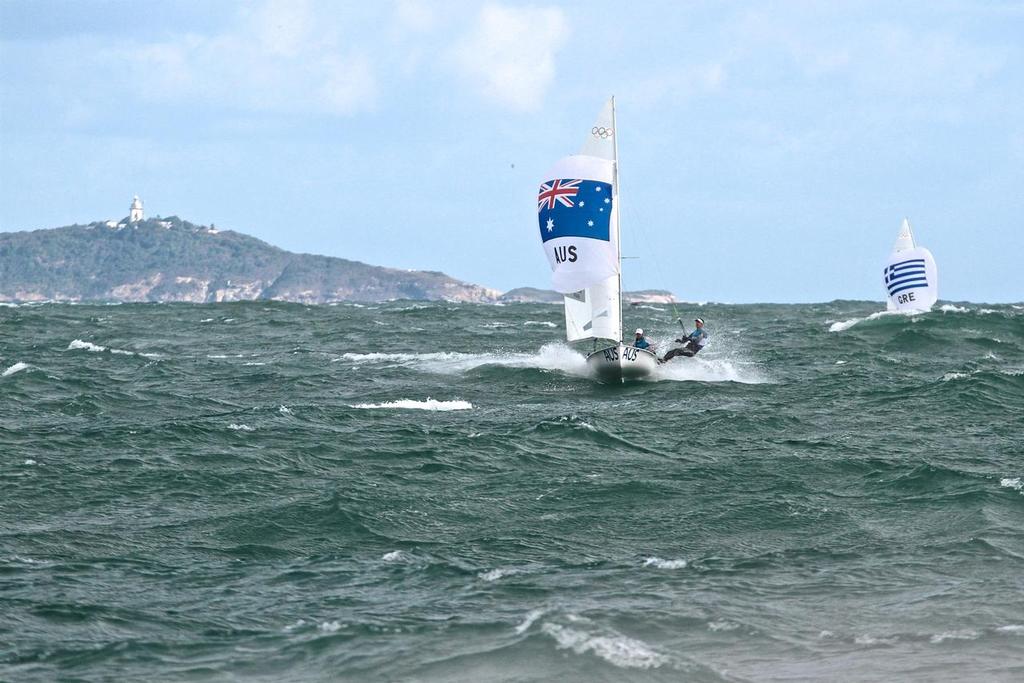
[884,258,928,296]
[538,179,612,243]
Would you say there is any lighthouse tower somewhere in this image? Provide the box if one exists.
[129,195,144,223]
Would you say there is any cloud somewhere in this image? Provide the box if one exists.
[394,0,436,34]
[102,0,377,115]
[452,3,568,111]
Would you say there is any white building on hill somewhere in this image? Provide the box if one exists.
[129,195,144,222]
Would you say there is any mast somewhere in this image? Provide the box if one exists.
[611,95,622,337]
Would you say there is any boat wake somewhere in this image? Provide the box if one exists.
[339,343,591,377]
[340,343,766,384]
[654,356,767,384]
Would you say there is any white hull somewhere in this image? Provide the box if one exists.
[586,343,658,383]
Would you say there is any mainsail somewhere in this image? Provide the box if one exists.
[884,218,938,312]
[537,98,622,342]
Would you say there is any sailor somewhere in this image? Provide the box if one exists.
[661,318,708,362]
[632,328,651,350]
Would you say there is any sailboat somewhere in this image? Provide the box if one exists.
[536,97,658,382]
[884,218,938,312]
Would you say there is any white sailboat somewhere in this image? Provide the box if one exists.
[536,97,657,382]
[884,218,938,312]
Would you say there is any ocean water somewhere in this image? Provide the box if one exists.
[2,300,1023,682]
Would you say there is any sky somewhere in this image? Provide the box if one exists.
[1,0,1022,303]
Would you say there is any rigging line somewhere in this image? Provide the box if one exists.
[624,201,684,327]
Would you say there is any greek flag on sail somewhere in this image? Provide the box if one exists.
[883,220,938,312]
[884,258,928,297]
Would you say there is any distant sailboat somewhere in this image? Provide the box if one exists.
[884,218,938,312]
[536,97,657,382]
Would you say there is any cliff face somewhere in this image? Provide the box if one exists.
[0,217,500,304]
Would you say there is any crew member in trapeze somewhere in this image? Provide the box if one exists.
[661,318,708,363]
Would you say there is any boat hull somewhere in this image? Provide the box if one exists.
[586,343,658,383]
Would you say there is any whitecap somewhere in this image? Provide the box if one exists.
[381,550,405,562]
[828,309,923,332]
[243,362,266,366]
[524,321,557,327]
[67,339,158,358]
[642,557,688,569]
[835,360,847,365]
[228,423,255,431]
[479,567,521,581]
[283,619,306,632]
[708,621,738,632]
[541,622,669,669]
[515,609,546,635]
[278,405,292,415]
[996,624,1024,635]
[23,459,37,466]
[1000,477,1022,493]
[68,339,107,353]
[939,304,969,313]
[351,398,472,411]
[319,621,342,633]
[854,634,898,646]
[2,362,30,377]
[942,372,970,382]
[930,629,979,643]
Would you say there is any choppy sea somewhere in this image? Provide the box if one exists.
[2,300,1023,681]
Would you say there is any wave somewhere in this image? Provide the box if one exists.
[478,567,523,581]
[2,361,31,377]
[350,398,473,411]
[828,309,924,332]
[642,556,688,569]
[523,320,557,327]
[67,339,160,358]
[540,619,670,670]
[930,629,979,643]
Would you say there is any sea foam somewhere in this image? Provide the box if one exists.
[68,339,159,358]
[1000,477,1022,493]
[541,622,669,670]
[351,399,472,411]
[642,557,688,569]
[828,309,923,332]
[654,357,766,384]
[340,343,590,377]
[2,362,30,377]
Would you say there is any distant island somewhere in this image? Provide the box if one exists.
[0,206,676,305]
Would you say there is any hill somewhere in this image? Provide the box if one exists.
[498,287,678,304]
[0,217,499,304]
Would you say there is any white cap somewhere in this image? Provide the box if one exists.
[635,328,644,335]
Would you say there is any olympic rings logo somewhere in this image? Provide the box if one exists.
[592,126,614,139]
